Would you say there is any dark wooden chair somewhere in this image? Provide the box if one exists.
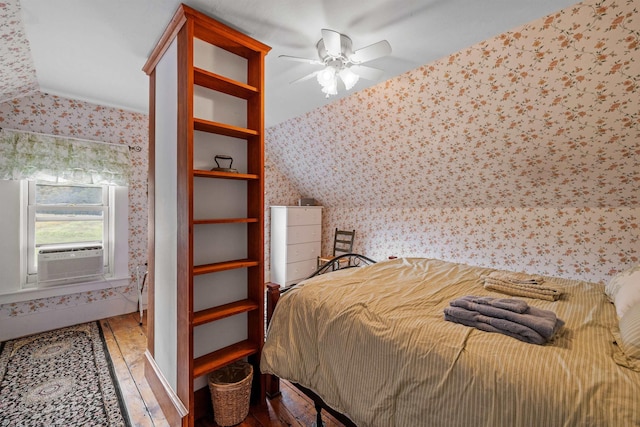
[317,228,355,268]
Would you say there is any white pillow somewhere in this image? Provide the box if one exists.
[619,303,640,360]
[606,264,640,318]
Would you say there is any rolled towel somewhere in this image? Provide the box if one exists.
[444,306,547,345]
[483,277,561,301]
[450,296,564,340]
[487,271,546,285]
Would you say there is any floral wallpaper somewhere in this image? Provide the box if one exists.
[0,0,39,103]
[324,206,637,281]
[265,0,640,284]
[0,92,148,318]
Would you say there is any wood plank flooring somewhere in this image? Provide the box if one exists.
[101,312,346,427]
[100,313,167,427]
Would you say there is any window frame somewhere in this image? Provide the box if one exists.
[24,181,114,285]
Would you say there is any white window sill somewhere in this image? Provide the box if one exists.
[0,276,130,304]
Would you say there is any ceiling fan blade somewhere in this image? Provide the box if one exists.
[279,55,323,65]
[350,65,384,81]
[321,29,342,57]
[350,40,392,63]
[290,70,320,84]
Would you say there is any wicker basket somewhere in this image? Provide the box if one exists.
[208,361,253,426]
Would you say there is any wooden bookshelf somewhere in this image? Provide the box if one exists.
[143,4,270,426]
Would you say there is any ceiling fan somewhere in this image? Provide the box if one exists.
[279,29,392,97]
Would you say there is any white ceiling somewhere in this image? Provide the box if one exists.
[17,0,578,127]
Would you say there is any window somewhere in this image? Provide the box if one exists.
[25,181,114,284]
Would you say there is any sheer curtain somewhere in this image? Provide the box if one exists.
[0,128,130,186]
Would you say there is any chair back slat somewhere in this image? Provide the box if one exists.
[318,229,357,270]
[333,229,355,255]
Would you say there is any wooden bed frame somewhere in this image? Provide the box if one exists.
[265,253,376,427]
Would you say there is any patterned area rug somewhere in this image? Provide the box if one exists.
[0,322,130,426]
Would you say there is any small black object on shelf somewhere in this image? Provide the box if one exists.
[211,155,238,173]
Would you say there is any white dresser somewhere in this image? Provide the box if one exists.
[270,206,322,288]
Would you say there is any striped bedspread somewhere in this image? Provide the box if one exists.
[260,258,640,427]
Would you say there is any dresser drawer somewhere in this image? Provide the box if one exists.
[286,225,321,244]
[287,241,321,264]
[287,207,322,226]
[271,205,323,288]
[285,259,318,285]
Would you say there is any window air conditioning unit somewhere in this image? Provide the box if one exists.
[38,246,104,286]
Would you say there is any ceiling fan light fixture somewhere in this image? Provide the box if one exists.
[339,68,360,91]
[321,80,338,98]
[317,66,338,98]
[317,66,336,87]
[282,29,391,98]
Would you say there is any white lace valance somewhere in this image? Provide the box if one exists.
[0,128,131,186]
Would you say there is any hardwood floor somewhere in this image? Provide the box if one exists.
[100,312,167,427]
[101,312,346,427]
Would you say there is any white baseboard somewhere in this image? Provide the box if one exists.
[144,350,188,426]
[0,296,138,342]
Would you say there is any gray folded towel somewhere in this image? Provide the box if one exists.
[444,307,547,344]
[444,296,564,344]
[463,295,529,314]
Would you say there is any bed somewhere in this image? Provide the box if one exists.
[261,257,640,427]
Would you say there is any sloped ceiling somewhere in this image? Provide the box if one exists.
[2,0,578,127]
[0,0,38,103]
[266,0,640,209]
